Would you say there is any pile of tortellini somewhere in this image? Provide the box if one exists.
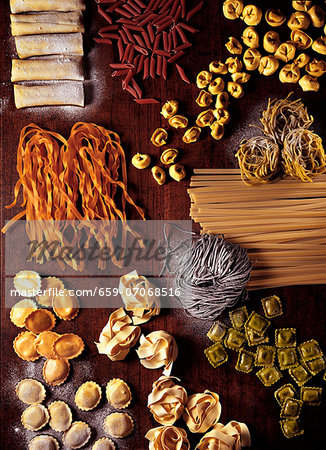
[222,0,326,92]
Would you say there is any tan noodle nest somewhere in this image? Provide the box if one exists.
[195,421,251,449]
[145,426,190,450]
[235,136,281,184]
[282,128,326,182]
[260,95,313,145]
[148,376,188,426]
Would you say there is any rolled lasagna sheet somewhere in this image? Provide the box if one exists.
[11,57,84,81]
[11,11,84,35]
[15,33,83,58]
[14,82,85,108]
[10,0,85,14]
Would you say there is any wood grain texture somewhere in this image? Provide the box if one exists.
[1,1,326,449]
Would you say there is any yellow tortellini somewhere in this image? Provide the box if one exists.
[299,74,320,91]
[279,63,301,83]
[223,0,244,20]
[243,48,261,70]
[242,27,259,48]
[263,31,281,53]
[132,153,151,169]
[265,9,286,27]
[225,37,243,54]
[241,5,262,26]
[258,56,279,76]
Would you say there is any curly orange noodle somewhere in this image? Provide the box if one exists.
[3,123,145,270]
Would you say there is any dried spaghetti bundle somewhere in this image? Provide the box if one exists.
[235,136,281,185]
[260,95,313,145]
[3,123,145,269]
[282,128,326,182]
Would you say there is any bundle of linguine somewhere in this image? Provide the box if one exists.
[189,168,326,289]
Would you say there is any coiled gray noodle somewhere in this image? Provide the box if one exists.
[161,228,252,320]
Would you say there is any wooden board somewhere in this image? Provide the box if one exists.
[1,1,326,449]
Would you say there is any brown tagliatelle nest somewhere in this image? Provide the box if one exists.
[235,136,281,184]
[260,95,313,145]
[282,128,326,182]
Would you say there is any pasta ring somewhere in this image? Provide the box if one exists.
[132,153,151,169]
[299,75,320,91]
[263,31,281,53]
[243,48,261,70]
[312,37,326,55]
[151,166,166,185]
[308,5,325,28]
[241,5,262,26]
[241,27,259,48]
[258,56,279,76]
[306,59,326,77]
[196,90,213,107]
[291,30,312,50]
[222,0,244,20]
[225,37,243,54]
[161,100,178,119]
[279,64,301,83]
[265,9,286,27]
[294,53,311,68]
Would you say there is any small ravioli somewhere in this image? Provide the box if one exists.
[36,276,64,307]
[14,270,41,297]
[103,412,134,438]
[29,435,59,450]
[52,333,84,359]
[10,299,38,328]
[53,289,79,320]
[75,381,102,411]
[34,331,60,358]
[63,421,92,449]
[106,379,132,409]
[92,438,116,450]
[48,400,72,432]
[16,379,46,405]
[43,358,70,386]
[24,309,56,334]
[21,404,49,431]
[13,331,40,361]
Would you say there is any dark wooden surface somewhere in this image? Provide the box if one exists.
[1,1,326,449]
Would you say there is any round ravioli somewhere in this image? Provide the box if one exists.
[48,400,72,432]
[75,381,102,411]
[21,404,49,431]
[16,379,46,405]
[92,438,116,450]
[103,413,134,438]
[14,270,41,297]
[63,421,91,449]
[13,331,40,361]
[53,289,79,321]
[29,435,59,450]
[36,276,64,307]
[106,379,132,409]
[10,299,38,328]
[24,309,56,334]
[43,358,70,386]
[34,331,60,358]
[53,334,84,359]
